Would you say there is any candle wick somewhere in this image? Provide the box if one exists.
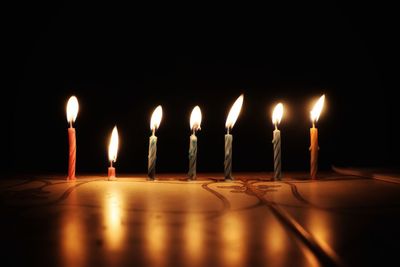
[152,128,155,136]
[274,123,278,131]
[69,121,73,128]
[312,121,315,128]
[110,160,113,168]
[227,127,230,135]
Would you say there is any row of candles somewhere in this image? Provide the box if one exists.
[66,94,325,181]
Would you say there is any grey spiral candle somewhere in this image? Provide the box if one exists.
[148,106,162,180]
[224,132,233,179]
[148,134,157,179]
[188,134,197,179]
[224,95,244,181]
[188,106,202,180]
[272,103,283,180]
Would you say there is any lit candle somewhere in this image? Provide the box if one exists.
[188,106,202,180]
[66,96,79,181]
[148,105,163,180]
[107,126,119,180]
[224,94,244,180]
[309,94,325,179]
[272,103,283,180]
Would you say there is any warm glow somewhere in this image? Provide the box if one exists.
[190,106,202,131]
[108,126,119,162]
[225,94,244,129]
[61,191,85,267]
[104,192,124,250]
[272,103,284,125]
[184,214,204,265]
[150,105,163,131]
[66,96,79,123]
[146,211,166,267]
[310,94,325,123]
[221,213,246,266]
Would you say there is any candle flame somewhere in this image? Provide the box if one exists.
[190,106,202,131]
[150,105,163,131]
[272,103,284,125]
[310,94,325,123]
[66,96,79,124]
[108,126,119,162]
[225,94,244,130]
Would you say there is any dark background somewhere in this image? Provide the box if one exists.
[2,1,398,176]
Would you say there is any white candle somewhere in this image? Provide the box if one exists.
[148,106,162,180]
[188,106,202,180]
[224,95,244,180]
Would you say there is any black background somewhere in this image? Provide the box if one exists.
[2,1,398,176]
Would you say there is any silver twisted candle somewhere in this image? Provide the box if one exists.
[188,133,197,179]
[272,103,283,180]
[148,106,162,180]
[148,132,157,180]
[224,95,244,181]
[272,129,281,180]
[188,106,202,180]
[224,131,233,180]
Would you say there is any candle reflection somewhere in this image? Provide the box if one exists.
[104,191,125,250]
[307,210,334,256]
[220,212,246,267]
[145,212,166,267]
[266,218,285,254]
[300,246,321,267]
[60,191,86,267]
[184,214,204,267]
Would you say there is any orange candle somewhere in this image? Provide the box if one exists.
[310,127,318,179]
[309,95,325,179]
[108,126,119,180]
[66,96,79,181]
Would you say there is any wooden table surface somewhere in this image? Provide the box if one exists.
[1,170,400,267]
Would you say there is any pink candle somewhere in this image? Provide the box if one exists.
[309,94,325,179]
[66,96,79,181]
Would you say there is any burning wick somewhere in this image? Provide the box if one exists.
[108,126,119,180]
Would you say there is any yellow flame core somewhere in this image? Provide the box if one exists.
[150,105,163,131]
[190,106,202,131]
[66,96,79,123]
[310,94,325,123]
[108,126,119,162]
[225,94,244,129]
[272,103,284,125]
